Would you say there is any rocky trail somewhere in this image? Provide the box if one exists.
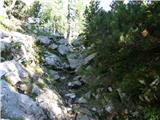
[0,28,97,120]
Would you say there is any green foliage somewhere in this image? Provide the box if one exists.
[10,117,24,120]
[36,81,45,89]
[144,107,160,120]
[10,0,41,20]
[27,1,41,18]
[12,0,28,20]
[1,42,22,61]
[38,0,66,34]
[39,7,52,24]
[84,1,160,72]
[83,0,160,118]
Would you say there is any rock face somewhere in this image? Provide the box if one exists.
[0,70,6,78]
[43,52,62,69]
[0,27,96,120]
[32,83,42,95]
[57,44,70,55]
[0,30,35,61]
[38,36,51,45]
[36,88,68,120]
[58,38,68,45]
[67,53,83,69]
[1,80,46,120]
[0,60,28,85]
[83,53,97,65]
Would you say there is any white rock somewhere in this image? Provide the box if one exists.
[43,52,62,68]
[1,80,46,120]
[0,70,6,78]
[108,86,113,92]
[65,93,76,99]
[0,60,28,85]
[105,102,114,114]
[28,17,36,24]
[5,72,21,85]
[84,53,97,65]
[91,107,97,112]
[68,80,82,88]
[36,88,68,119]
[5,60,28,78]
[0,29,10,38]
[0,40,8,51]
[32,84,41,95]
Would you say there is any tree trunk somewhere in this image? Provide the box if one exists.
[6,0,17,18]
[0,0,5,16]
[67,0,71,40]
[10,0,17,10]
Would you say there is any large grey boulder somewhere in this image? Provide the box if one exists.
[83,53,97,65]
[57,44,70,55]
[67,53,83,69]
[1,80,46,120]
[57,38,68,45]
[0,30,10,38]
[43,52,62,69]
[0,60,28,85]
[0,30,35,62]
[10,32,35,47]
[38,36,51,45]
[36,88,68,120]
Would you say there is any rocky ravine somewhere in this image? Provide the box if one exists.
[0,29,98,120]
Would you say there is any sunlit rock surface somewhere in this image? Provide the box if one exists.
[36,88,68,120]
[1,80,47,120]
